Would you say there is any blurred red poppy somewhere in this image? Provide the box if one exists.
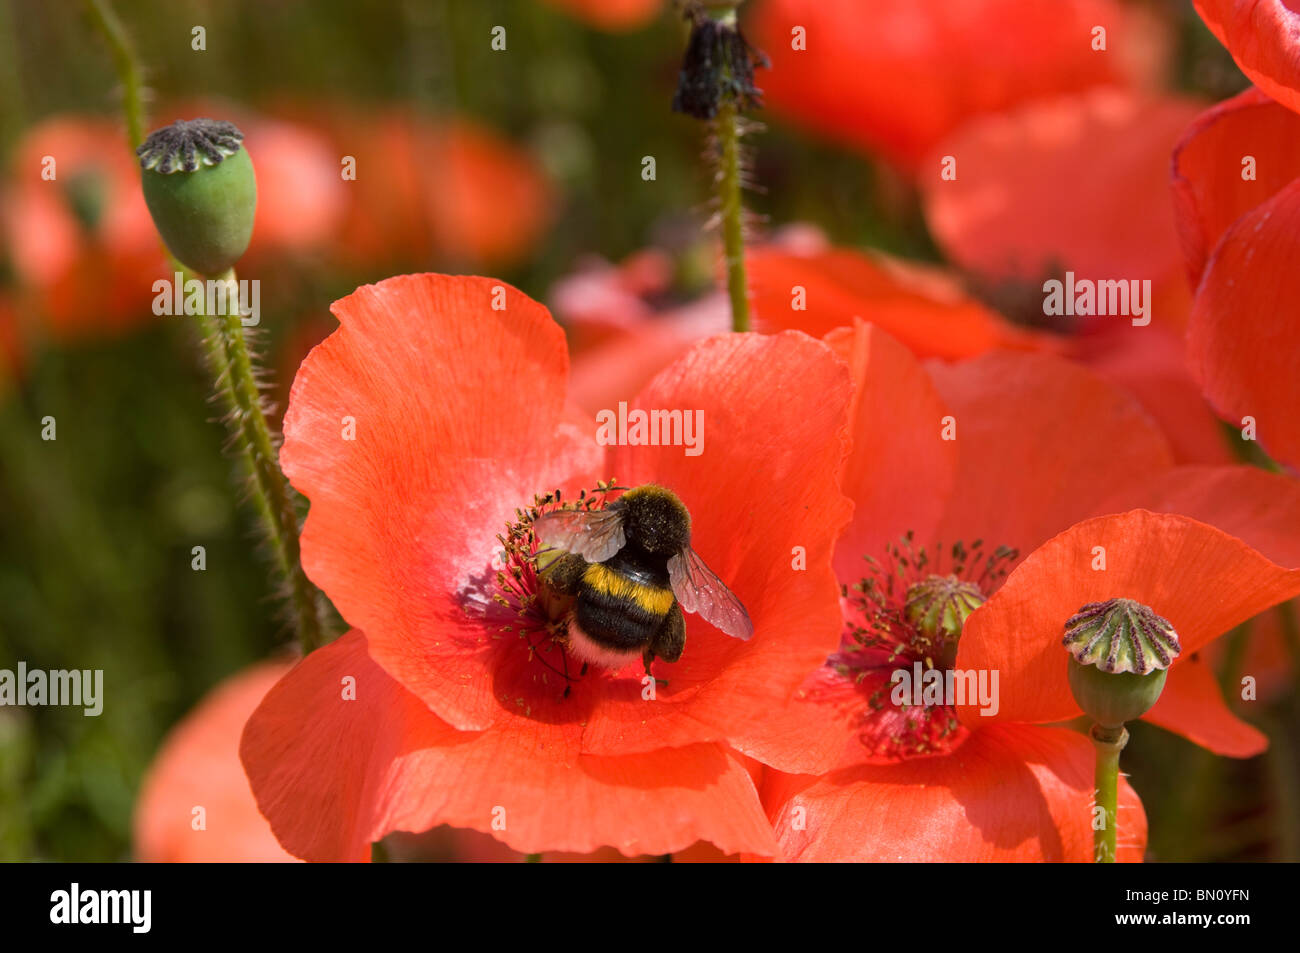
[746,0,1169,171]
[307,109,555,271]
[921,90,1204,322]
[241,273,854,860]
[914,89,1230,466]
[134,660,300,863]
[1171,86,1300,470]
[3,116,164,339]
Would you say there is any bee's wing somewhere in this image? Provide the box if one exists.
[533,507,626,562]
[667,546,754,641]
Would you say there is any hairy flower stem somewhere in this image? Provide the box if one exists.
[208,269,323,651]
[82,0,145,150]
[1091,723,1127,863]
[715,97,750,332]
[87,0,323,651]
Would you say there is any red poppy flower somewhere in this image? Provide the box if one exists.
[921,90,1204,323]
[746,0,1168,171]
[955,508,1300,754]
[755,320,1300,860]
[1171,86,1300,470]
[1193,1,1300,115]
[134,660,300,863]
[3,116,164,339]
[912,89,1233,466]
[241,273,854,860]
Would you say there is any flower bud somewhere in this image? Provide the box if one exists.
[1063,598,1180,727]
[138,119,256,276]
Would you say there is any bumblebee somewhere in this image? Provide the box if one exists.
[535,484,753,671]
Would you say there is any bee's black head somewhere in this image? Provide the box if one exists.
[618,484,691,556]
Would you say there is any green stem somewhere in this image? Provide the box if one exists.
[1091,723,1127,863]
[207,268,322,652]
[716,97,750,333]
[83,0,146,151]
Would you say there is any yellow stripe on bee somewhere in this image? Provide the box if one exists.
[583,563,675,616]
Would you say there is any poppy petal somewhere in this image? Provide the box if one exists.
[747,0,1167,170]
[763,724,1146,862]
[927,351,1174,560]
[1186,177,1300,470]
[1144,653,1267,757]
[135,660,300,862]
[1094,464,1300,568]
[824,320,957,578]
[240,630,778,861]
[578,332,854,774]
[922,91,1204,296]
[1170,86,1300,285]
[748,247,1034,358]
[955,510,1300,729]
[1193,1,1300,117]
[280,274,601,730]
[1076,326,1235,466]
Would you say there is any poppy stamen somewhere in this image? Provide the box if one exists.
[830,532,1019,759]
[492,480,620,699]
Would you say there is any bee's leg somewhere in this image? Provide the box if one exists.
[579,663,589,676]
[641,647,657,681]
[644,603,686,685]
[539,552,587,594]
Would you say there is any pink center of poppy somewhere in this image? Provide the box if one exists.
[491,482,619,699]
[830,532,1018,760]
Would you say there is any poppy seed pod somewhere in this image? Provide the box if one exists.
[138,119,256,276]
[903,574,985,669]
[1063,598,1180,728]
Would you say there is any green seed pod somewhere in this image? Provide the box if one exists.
[1063,598,1180,728]
[138,119,256,276]
[903,574,985,670]
[1068,659,1167,729]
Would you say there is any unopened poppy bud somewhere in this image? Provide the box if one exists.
[138,118,256,276]
[904,574,985,669]
[1064,598,1180,727]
